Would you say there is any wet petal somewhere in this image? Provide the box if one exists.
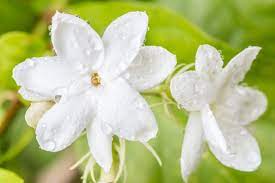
[13,56,80,99]
[123,46,176,91]
[87,118,113,173]
[170,71,213,111]
[25,101,54,128]
[18,87,50,101]
[36,92,96,152]
[221,46,261,87]
[51,12,104,69]
[181,112,204,182]
[97,78,157,142]
[215,86,267,125]
[209,122,261,171]
[195,44,223,79]
[101,12,148,80]
[201,104,227,153]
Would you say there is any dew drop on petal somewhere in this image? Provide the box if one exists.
[124,73,130,79]
[102,123,113,135]
[248,151,260,163]
[44,140,56,151]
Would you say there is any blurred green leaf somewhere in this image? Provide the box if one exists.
[0,0,37,35]
[0,168,23,183]
[0,107,33,164]
[0,32,47,90]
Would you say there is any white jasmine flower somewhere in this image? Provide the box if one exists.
[13,11,176,172]
[170,44,267,181]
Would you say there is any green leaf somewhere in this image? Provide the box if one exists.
[0,32,47,90]
[0,0,36,35]
[0,168,23,183]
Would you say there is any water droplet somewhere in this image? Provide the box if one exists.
[85,49,91,55]
[124,73,130,79]
[94,43,102,51]
[28,60,35,67]
[240,130,246,136]
[249,151,260,163]
[121,34,127,40]
[102,123,112,134]
[135,100,145,110]
[44,140,56,151]
[48,25,52,31]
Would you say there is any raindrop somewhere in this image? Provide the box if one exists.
[121,34,127,40]
[124,73,130,79]
[135,100,145,110]
[249,151,259,163]
[66,115,71,121]
[102,123,112,134]
[94,43,102,51]
[85,49,91,56]
[28,60,35,67]
[48,25,52,31]
[45,140,56,151]
[240,130,246,136]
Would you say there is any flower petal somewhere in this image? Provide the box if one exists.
[221,46,261,87]
[13,56,80,99]
[201,104,227,153]
[123,46,176,91]
[36,92,96,152]
[100,12,148,80]
[51,12,104,69]
[97,78,157,142]
[181,112,204,182]
[87,118,113,173]
[195,44,223,79]
[25,101,54,128]
[170,71,213,111]
[209,122,261,171]
[18,87,50,101]
[215,86,267,125]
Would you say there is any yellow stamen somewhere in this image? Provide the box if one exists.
[91,72,101,86]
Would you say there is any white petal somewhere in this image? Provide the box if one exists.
[201,105,227,153]
[195,44,223,79]
[221,46,261,87]
[87,118,113,173]
[13,56,80,99]
[181,112,204,182]
[209,122,261,171]
[170,71,213,111]
[19,87,50,101]
[36,92,96,152]
[51,12,104,69]
[97,78,157,142]
[123,46,176,91]
[100,12,148,80]
[25,101,54,128]
[215,86,267,125]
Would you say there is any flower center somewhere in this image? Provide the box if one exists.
[91,72,101,86]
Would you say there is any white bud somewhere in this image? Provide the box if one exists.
[25,101,54,128]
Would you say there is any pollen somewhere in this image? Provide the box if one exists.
[91,72,101,86]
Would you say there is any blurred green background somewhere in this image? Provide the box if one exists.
[0,0,275,182]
